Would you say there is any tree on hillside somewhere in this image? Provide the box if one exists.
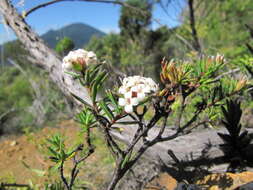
[119,0,152,41]
[55,37,75,57]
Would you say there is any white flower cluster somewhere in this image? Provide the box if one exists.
[118,76,158,113]
[62,49,97,71]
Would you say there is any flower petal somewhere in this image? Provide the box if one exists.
[137,93,145,101]
[130,98,139,106]
[118,98,126,106]
[125,91,132,99]
[124,105,133,113]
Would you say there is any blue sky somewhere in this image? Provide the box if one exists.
[0,0,185,44]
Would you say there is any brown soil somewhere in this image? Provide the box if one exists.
[0,120,113,189]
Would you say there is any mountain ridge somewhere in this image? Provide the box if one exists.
[41,22,106,49]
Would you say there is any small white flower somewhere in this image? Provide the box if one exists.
[118,75,158,113]
[142,86,151,93]
[118,98,126,106]
[87,51,96,57]
[136,92,146,102]
[118,86,126,94]
[124,91,132,99]
[62,62,72,70]
[62,49,98,71]
[130,97,139,106]
[124,104,133,113]
[86,51,98,65]
[131,86,138,92]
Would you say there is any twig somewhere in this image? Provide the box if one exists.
[60,161,70,190]
[212,68,240,83]
[156,116,168,138]
[184,119,211,134]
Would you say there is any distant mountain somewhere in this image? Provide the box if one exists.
[41,23,106,49]
[0,23,106,65]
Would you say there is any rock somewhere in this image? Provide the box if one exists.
[113,124,253,174]
[117,158,161,190]
[195,171,253,190]
[235,182,253,190]
[145,173,177,190]
[174,182,201,190]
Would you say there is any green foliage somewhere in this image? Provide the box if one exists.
[46,134,77,166]
[180,0,253,58]
[119,0,152,40]
[55,37,75,56]
[86,2,175,79]
[233,55,253,77]
[86,34,122,67]
[159,54,247,128]
[44,181,65,190]
[0,67,33,133]
[2,40,29,64]
[76,108,97,132]
[0,65,70,135]
[86,28,173,78]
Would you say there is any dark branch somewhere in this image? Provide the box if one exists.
[188,0,201,52]
[0,183,30,188]
[24,0,143,17]
[60,161,70,190]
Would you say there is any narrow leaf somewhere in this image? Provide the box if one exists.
[71,93,93,109]
[99,100,114,120]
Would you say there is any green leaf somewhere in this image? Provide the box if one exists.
[71,93,93,109]
[73,63,83,71]
[92,82,98,103]
[84,68,90,84]
[107,91,121,114]
[46,138,59,148]
[49,156,59,163]
[60,148,66,161]
[89,64,103,80]
[120,154,131,169]
[48,146,58,157]
[99,100,114,121]
[64,71,81,78]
